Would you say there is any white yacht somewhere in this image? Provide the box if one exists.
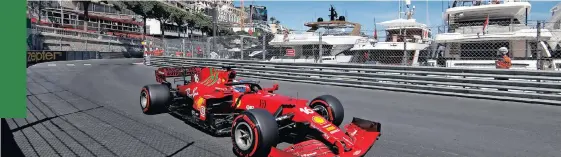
[546,2,561,70]
[546,3,561,53]
[349,0,432,66]
[432,0,555,69]
[268,5,367,63]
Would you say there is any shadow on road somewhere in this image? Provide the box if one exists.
[169,112,231,138]
[1,118,26,157]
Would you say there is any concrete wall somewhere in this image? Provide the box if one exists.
[28,30,144,58]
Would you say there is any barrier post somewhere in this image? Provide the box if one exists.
[536,21,543,70]
[262,34,266,60]
[319,32,323,63]
[241,36,244,60]
[181,38,185,57]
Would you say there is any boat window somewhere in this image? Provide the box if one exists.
[316,27,354,36]
[384,28,425,42]
[450,0,526,8]
[452,18,521,28]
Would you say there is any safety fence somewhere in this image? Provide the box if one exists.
[147,56,561,105]
[141,20,561,70]
[144,34,263,59]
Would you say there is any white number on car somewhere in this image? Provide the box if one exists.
[193,74,200,82]
[299,107,315,115]
[200,106,206,117]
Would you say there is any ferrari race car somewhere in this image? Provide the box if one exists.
[139,66,381,157]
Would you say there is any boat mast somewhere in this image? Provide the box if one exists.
[426,0,429,26]
[398,0,402,19]
[405,0,412,20]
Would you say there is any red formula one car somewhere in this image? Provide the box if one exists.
[140,66,381,157]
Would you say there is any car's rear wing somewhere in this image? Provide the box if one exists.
[155,67,201,83]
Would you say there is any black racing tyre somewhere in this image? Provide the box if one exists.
[140,84,172,115]
[309,95,345,127]
[231,109,279,157]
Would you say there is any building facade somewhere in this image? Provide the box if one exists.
[27,1,144,38]
[155,0,247,38]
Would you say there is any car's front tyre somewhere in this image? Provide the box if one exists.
[309,95,345,127]
[231,109,279,157]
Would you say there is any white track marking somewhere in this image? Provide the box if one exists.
[66,64,75,66]
[84,64,91,66]
[48,64,56,66]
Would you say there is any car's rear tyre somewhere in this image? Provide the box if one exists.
[231,109,279,157]
[309,95,345,127]
[140,84,172,115]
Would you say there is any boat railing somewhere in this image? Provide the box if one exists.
[453,24,531,34]
[30,24,142,44]
[449,0,529,8]
[444,21,545,34]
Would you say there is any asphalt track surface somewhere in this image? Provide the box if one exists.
[8,59,561,157]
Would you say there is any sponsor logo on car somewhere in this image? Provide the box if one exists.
[196,97,205,108]
[353,150,362,155]
[312,116,326,125]
[324,125,340,134]
[234,98,242,108]
[246,105,254,109]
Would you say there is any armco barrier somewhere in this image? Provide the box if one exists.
[27,50,100,67]
[148,56,561,105]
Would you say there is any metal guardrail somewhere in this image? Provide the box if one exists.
[147,56,561,105]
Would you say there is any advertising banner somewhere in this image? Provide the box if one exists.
[26,51,99,67]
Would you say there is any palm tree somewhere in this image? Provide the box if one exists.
[269,17,276,24]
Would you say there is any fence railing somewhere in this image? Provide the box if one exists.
[30,25,142,45]
[147,56,561,105]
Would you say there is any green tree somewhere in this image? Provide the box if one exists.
[112,1,228,39]
[186,17,196,39]
[171,9,189,37]
[151,3,173,41]
[193,12,211,36]
[109,1,157,40]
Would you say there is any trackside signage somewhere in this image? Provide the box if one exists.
[27,51,66,67]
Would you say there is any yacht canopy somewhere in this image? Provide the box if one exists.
[378,18,427,28]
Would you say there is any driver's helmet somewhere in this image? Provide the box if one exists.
[498,47,508,55]
[232,80,246,92]
[228,70,236,81]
